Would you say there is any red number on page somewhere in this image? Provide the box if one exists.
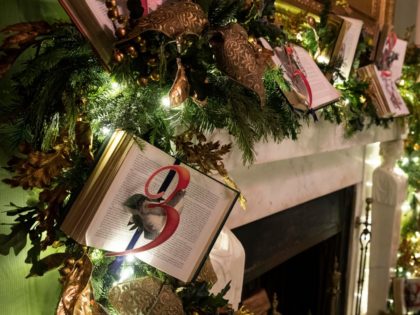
[107,165,190,256]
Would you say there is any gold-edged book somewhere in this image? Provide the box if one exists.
[61,130,239,282]
[58,0,131,68]
[358,64,409,118]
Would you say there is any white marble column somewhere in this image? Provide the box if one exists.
[367,140,408,315]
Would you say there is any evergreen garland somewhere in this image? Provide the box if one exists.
[0,0,415,313]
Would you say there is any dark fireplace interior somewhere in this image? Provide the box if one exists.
[232,186,355,315]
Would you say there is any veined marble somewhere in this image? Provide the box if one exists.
[210,119,405,228]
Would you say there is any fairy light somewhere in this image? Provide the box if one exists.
[161,96,171,108]
[402,201,412,213]
[125,254,135,263]
[101,126,112,136]
[109,80,124,96]
[119,266,134,282]
[316,55,329,64]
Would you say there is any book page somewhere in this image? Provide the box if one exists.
[390,39,407,82]
[59,0,129,65]
[85,141,174,251]
[85,139,238,282]
[293,46,341,109]
[373,65,409,117]
[134,159,237,282]
[339,16,363,80]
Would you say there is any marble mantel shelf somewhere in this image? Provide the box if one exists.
[210,119,406,229]
[212,119,406,170]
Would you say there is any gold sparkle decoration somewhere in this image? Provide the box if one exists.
[109,277,183,315]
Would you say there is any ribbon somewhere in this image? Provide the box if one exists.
[285,44,317,120]
[107,164,190,257]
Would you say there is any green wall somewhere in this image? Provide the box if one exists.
[0,1,68,314]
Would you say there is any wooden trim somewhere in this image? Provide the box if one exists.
[280,0,395,27]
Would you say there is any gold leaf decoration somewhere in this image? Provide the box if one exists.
[0,21,51,78]
[210,23,269,107]
[109,277,183,315]
[38,185,70,249]
[56,255,98,315]
[119,0,208,43]
[3,142,72,189]
[196,258,218,287]
[174,130,232,177]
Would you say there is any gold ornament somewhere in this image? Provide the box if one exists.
[107,8,119,20]
[126,46,138,58]
[113,50,124,63]
[117,15,128,24]
[109,277,183,315]
[137,76,149,86]
[210,23,269,107]
[118,0,208,44]
[105,0,116,8]
[147,57,158,67]
[307,16,316,28]
[149,70,160,81]
[169,58,190,107]
[115,27,126,39]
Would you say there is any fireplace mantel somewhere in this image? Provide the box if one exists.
[208,119,406,229]
[209,118,406,315]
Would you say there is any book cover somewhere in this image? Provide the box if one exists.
[61,130,239,282]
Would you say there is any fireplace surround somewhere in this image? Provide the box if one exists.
[234,186,355,315]
[209,119,406,314]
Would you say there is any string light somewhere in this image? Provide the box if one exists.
[119,266,134,282]
[109,80,124,96]
[161,96,171,108]
[316,55,329,64]
[402,201,411,213]
[101,126,112,136]
[125,254,135,263]
[401,157,410,166]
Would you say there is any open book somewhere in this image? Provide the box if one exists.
[61,130,239,282]
[259,38,341,112]
[358,64,409,118]
[318,15,363,80]
[59,0,131,67]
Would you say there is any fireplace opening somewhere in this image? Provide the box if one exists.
[232,186,355,315]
